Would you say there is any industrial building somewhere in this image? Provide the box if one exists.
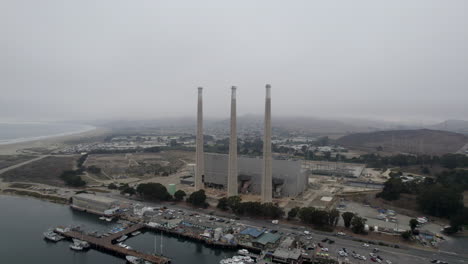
[304,160,365,178]
[194,84,301,201]
[71,193,119,215]
[204,153,308,198]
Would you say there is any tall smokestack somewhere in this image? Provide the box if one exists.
[227,86,238,197]
[262,84,272,203]
[195,87,204,190]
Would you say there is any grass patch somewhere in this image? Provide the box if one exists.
[9,183,33,189]
[2,189,68,204]
[86,188,110,193]
[1,156,77,186]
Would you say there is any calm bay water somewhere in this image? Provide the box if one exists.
[0,195,234,264]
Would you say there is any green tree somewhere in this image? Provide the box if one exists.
[261,203,284,219]
[417,184,464,217]
[217,197,229,211]
[173,190,187,201]
[409,219,418,232]
[440,154,459,169]
[328,209,340,227]
[60,170,86,187]
[377,178,405,201]
[108,183,118,190]
[136,183,172,201]
[121,186,136,196]
[447,208,468,234]
[401,230,412,240]
[288,207,300,220]
[187,190,207,207]
[227,195,242,212]
[342,212,355,228]
[351,216,367,234]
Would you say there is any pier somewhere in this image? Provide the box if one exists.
[56,223,170,264]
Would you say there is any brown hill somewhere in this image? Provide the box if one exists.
[336,129,468,155]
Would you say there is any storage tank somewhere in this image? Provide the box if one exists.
[168,184,176,195]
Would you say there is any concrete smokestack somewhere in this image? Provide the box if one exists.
[262,84,272,203]
[227,86,238,197]
[195,87,204,190]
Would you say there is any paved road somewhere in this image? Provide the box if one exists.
[103,192,468,264]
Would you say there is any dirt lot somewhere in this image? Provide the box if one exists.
[0,155,78,186]
[85,150,194,180]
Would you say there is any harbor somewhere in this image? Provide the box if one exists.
[53,223,170,264]
[0,195,236,264]
[58,193,333,264]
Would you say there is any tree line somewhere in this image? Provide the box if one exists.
[217,196,284,219]
[377,169,468,233]
[126,182,207,207]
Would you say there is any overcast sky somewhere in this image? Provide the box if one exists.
[1,0,467,123]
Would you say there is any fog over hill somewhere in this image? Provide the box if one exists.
[428,120,468,134]
[97,115,417,136]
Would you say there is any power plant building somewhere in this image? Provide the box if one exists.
[204,153,308,198]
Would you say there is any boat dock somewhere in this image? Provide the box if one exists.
[56,223,170,264]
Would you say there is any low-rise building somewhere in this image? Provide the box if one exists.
[252,232,281,249]
[71,193,119,215]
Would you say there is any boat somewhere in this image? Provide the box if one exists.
[131,231,141,236]
[220,256,255,264]
[125,255,152,264]
[118,242,132,250]
[237,249,249,255]
[99,216,106,221]
[70,244,84,251]
[105,217,113,222]
[43,231,64,242]
[72,238,90,249]
[117,235,128,243]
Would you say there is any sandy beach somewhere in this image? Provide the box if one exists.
[0,127,110,155]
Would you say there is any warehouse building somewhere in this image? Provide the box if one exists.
[71,193,119,215]
[204,153,308,198]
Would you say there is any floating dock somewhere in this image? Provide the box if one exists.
[55,223,170,264]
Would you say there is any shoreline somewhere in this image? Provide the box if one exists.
[0,188,69,204]
[0,127,110,155]
[1,186,467,260]
[0,124,96,146]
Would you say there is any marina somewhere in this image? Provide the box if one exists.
[0,195,236,264]
[54,223,170,264]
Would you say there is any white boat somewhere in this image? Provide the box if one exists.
[72,238,90,249]
[70,244,84,251]
[99,216,106,220]
[117,235,128,243]
[131,231,142,236]
[43,231,64,242]
[237,249,249,255]
[125,255,152,264]
[118,242,132,250]
[220,256,255,264]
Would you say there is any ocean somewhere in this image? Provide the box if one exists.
[0,122,95,145]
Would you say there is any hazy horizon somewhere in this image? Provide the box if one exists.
[2,0,467,122]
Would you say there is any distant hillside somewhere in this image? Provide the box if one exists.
[429,120,468,134]
[207,115,401,136]
[336,129,468,155]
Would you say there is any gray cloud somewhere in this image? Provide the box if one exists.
[1,0,467,122]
